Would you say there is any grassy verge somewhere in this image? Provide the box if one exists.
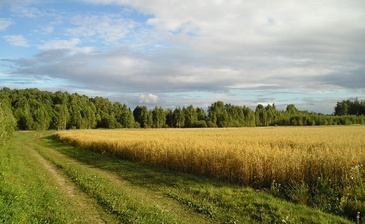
[37,132,352,224]
[0,133,79,223]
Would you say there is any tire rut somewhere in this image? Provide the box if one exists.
[24,142,118,224]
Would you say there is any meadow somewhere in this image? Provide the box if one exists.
[56,126,365,221]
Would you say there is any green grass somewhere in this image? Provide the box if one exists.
[0,133,77,223]
[1,131,355,223]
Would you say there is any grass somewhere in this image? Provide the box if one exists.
[55,126,365,221]
[0,133,79,223]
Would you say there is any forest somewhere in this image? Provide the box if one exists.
[0,87,364,131]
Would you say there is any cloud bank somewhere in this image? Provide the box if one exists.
[1,0,364,113]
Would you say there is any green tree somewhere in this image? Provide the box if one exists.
[243,106,256,127]
[92,96,114,128]
[98,112,113,128]
[208,101,229,127]
[84,104,97,129]
[52,91,70,130]
[165,109,174,127]
[152,106,166,128]
[68,94,83,129]
[349,98,360,115]
[334,101,349,116]
[173,107,185,128]
[265,104,277,126]
[286,104,299,115]
[133,106,152,128]
[184,105,198,127]
[0,98,16,144]
[255,104,266,126]
[33,103,51,130]
[115,103,135,128]
[54,103,69,130]
[13,98,34,130]
[225,104,244,127]
[196,107,207,121]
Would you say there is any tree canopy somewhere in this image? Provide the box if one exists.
[0,87,364,131]
[0,92,16,143]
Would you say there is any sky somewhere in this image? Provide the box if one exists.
[1,0,364,114]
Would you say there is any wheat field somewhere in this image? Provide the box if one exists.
[55,126,365,188]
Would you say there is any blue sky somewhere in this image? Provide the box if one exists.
[1,0,364,114]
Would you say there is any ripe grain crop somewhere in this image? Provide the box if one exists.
[56,126,365,218]
[55,127,364,186]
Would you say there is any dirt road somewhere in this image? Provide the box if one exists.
[23,134,119,223]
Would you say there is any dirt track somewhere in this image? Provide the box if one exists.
[24,136,118,223]
[22,132,210,224]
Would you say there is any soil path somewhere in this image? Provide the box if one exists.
[22,134,119,224]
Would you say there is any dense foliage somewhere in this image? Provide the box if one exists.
[334,99,365,116]
[0,95,16,143]
[0,87,364,130]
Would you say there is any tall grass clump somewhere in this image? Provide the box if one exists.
[55,126,365,221]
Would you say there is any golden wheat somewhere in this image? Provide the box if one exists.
[55,126,365,187]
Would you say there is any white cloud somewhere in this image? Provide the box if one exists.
[38,38,80,50]
[10,4,44,18]
[82,0,365,60]
[39,26,54,34]
[67,15,136,43]
[0,18,12,31]
[3,0,365,113]
[3,35,29,47]
[138,93,159,104]
[38,38,94,54]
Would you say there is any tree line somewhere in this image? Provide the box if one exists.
[0,95,16,144]
[0,87,364,131]
[334,99,365,116]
